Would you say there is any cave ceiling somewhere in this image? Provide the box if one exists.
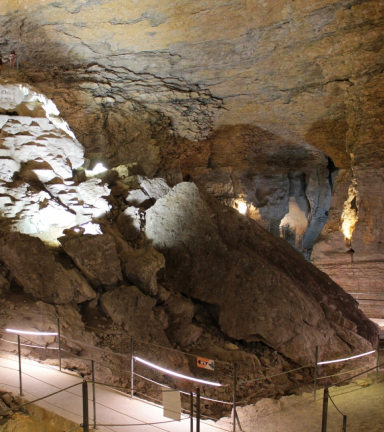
[1,0,383,168]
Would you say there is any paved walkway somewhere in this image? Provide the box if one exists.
[0,355,229,432]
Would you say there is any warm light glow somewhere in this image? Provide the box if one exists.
[92,163,107,174]
[6,329,58,336]
[341,218,355,241]
[341,182,358,243]
[235,201,247,214]
[134,356,222,387]
[318,350,375,365]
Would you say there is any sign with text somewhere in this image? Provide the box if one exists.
[197,357,215,371]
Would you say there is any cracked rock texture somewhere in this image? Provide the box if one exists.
[145,182,377,364]
[1,0,383,313]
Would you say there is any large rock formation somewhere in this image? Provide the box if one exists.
[1,0,383,315]
[145,182,377,364]
[0,232,96,304]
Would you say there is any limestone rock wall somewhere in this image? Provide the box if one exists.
[1,1,383,304]
[312,166,384,318]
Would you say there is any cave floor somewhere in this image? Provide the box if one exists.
[218,372,384,432]
[1,352,384,431]
[0,354,223,431]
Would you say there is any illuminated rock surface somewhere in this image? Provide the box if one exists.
[0,0,383,417]
[1,0,383,314]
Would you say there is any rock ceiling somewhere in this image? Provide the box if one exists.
[0,0,384,315]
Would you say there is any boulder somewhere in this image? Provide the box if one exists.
[120,247,165,296]
[0,233,79,304]
[165,294,195,325]
[116,206,142,241]
[170,324,203,347]
[68,268,97,303]
[145,182,378,364]
[59,234,123,288]
[100,285,169,345]
[123,176,171,208]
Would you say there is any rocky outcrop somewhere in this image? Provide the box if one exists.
[0,233,96,304]
[0,87,111,244]
[100,285,169,345]
[59,234,123,288]
[1,0,384,317]
[145,182,377,364]
[312,167,384,318]
[120,246,165,296]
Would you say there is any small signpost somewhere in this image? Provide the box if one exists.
[197,357,215,371]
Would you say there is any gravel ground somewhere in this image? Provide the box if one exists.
[218,373,384,432]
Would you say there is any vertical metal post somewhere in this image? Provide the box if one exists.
[342,415,347,432]
[376,335,380,381]
[196,387,200,432]
[130,338,134,398]
[233,362,237,432]
[343,416,347,432]
[82,380,89,432]
[321,388,329,432]
[57,318,62,372]
[190,391,194,432]
[17,335,22,396]
[92,360,96,430]
[314,346,319,401]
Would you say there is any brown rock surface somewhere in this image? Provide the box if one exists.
[59,234,123,288]
[100,285,169,345]
[145,182,377,364]
[0,232,96,304]
[120,246,165,296]
[1,0,384,315]
[312,167,384,318]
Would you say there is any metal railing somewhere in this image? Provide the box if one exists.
[0,325,380,432]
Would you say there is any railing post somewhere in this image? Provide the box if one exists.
[314,346,318,401]
[190,391,194,432]
[82,380,89,432]
[196,387,200,432]
[92,360,96,430]
[233,362,237,432]
[130,338,134,398]
[376,334,380,381]
[321,387,329,432]
[17,335,23,396]
[342,415,347,432]
[57,318,62,372]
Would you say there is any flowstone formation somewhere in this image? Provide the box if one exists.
[0,85,378,415]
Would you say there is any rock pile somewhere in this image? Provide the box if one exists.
[0,86,378,413]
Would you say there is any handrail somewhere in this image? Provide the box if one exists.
[0,380,82,416]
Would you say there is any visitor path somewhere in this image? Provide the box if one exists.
[0,355,227,432]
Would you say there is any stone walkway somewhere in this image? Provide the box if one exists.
[0,355,228,432]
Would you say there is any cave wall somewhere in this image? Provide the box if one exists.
[1,0,384,315]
